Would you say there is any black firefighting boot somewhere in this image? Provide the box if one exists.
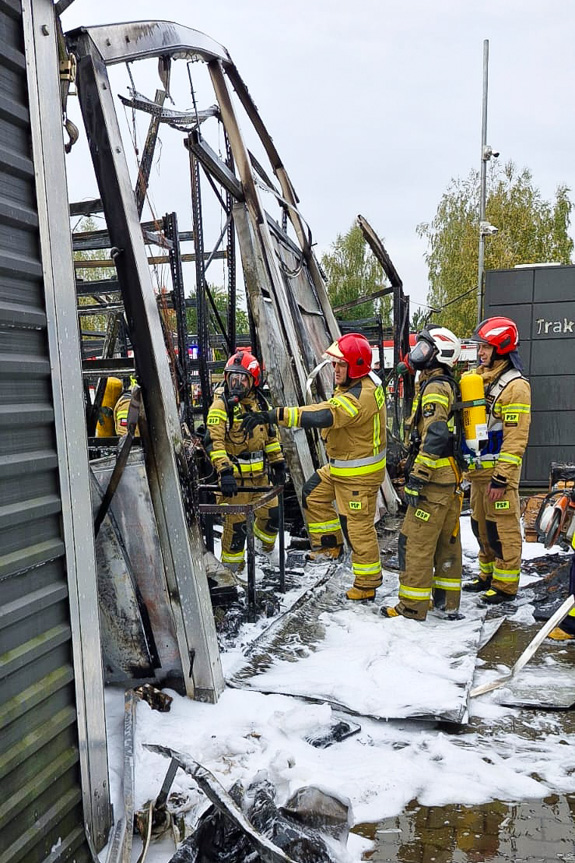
[480,588,515,605]
[462,576,492,593]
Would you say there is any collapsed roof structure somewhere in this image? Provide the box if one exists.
[1,6,412,858]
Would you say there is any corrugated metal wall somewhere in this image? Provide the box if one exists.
[485,264,575,487]
[0,2,97,860]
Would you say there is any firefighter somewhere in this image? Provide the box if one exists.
[114,378,140,437]
[241,333,387,601]
[462,316,531,604]
[381,325,464,621]
[205,351,286,572]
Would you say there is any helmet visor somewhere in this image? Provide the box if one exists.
[323,340,344,362]
[227,371,251,396]
[409,336,437,370]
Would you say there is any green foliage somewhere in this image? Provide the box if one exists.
[417,162,574,337]
[321,223,392,324]
[410,307,428,333]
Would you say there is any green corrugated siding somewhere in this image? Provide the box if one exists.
[0,2,92,860]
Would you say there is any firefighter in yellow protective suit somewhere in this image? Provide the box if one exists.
[204,351,286,572]
[462,316,531,604]
[381,325,464,621]
[241,333,387,601]
[114,380,140,437]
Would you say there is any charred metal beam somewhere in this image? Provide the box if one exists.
[249,150,281,196]
[135,88,166,217]
[83,357,135,378]
[356,215,412,432]
[76,278,120,295]
[209,60,310,398]
[55,0,76,14]
[189,149,212,425]
[357,214,403,288]
[66,21,231,67]
[333,286,394,314]
[225,130,237,352]
[163,211,194,430]
[73,224,193,251]
[70,197,103,216]
[73,32,224,703]
[224,62,340,341]
[185,130,244,201]
[74,251,224,269]
[119,92,219,129]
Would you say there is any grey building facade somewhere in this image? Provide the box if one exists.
[485,263,575,487]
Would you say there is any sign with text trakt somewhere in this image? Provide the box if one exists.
[535,317,575,336]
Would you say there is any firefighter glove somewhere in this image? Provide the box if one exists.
[405,474,426,508]
[271,461,287,486]
[219,468,238,497]
[241,409,276,434]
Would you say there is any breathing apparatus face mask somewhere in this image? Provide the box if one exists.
[408,336,438,371]
[226,371,251,403]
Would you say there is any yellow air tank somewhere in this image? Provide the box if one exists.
[460,371,487,454]
[95,376,123,437]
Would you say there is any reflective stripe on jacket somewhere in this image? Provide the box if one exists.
[409,369,459,486]
[279,374,387,479]
[205,390,284,478]
[465,360,531,485]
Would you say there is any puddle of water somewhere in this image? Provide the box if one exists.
[354,794,575,861]
[354,619,575,861]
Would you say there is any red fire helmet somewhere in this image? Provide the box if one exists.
[324,333,372,378]
[224,351,262,387]
[471,317,519,354]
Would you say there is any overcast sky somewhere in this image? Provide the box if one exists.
[62,0,575,314]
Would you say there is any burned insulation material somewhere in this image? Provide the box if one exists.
[168,777,350,863]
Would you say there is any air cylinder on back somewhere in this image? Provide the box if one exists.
[461,371,487,454]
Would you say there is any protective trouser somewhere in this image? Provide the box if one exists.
[219,474,279,570]
[470,479,521,597]
[397,483,462,620]
[303,463,385,589]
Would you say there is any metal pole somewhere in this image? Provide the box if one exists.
[477,39,489,325]
[278,489,285,593]
[246,509,256,620]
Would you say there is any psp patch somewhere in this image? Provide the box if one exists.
[415,508,430,522]
[494,500,510,510]
[504,413,519,426]
[349,500,362,511]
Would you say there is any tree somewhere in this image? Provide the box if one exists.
[417,162,574,336]
[410,307,428,333]
[321,223,392,324]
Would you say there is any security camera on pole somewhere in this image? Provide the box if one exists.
[476,39,500,325]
